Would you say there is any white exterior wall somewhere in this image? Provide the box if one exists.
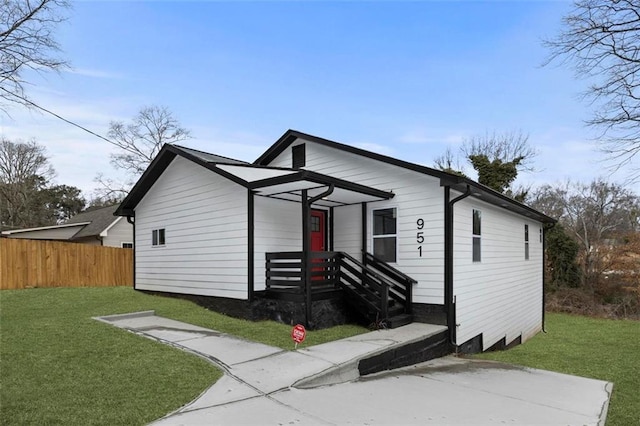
[266,139,445,304]
[101,218,134,248]
[253,196,302,291]
[135,157,248,299]
[453,196,543,350]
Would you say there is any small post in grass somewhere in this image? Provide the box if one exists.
[291,324,306,349]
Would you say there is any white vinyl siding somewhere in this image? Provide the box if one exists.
[453,196,543,350]
[101,218,134,248]
[253,196,302,291]
[266,138,445,304]
[135,156,248,299]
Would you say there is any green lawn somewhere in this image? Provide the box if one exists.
[474,313,640,426]
[0,287,367,425]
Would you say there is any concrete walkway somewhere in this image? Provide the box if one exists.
[96,311,612,425]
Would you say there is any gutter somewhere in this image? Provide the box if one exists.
[444,184,472,347]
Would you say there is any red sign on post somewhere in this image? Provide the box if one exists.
[291,324,306,348]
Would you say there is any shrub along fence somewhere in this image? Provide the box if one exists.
[0,238,133,290]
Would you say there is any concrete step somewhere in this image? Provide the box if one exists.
[386,313,413,329]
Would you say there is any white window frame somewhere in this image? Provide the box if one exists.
[152,228,166,247]
[121,242,134,249]
[472,209,481,263]
[372,206,398,264]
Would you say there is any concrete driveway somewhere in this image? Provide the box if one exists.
[97,312,612,426]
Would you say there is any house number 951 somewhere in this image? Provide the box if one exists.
[417,218,424,257]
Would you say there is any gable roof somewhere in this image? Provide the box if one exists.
[67,205,122,239]
[256,130,555,224]
[115,144,395,216]
[115,131,555,224]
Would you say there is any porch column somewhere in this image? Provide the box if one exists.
[301,189,311,328]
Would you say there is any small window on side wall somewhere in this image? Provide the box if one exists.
[121,242,134,249]
[292,144,305,169]
[472,210,481,262]
[152,228,165,246]
[373,208,397,263]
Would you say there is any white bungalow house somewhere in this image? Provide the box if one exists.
[2,204,133,248]
[115,130,554,353]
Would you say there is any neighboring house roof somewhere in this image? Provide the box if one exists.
[115,130,555,224]
[1,222,90,235]
[66,205,122,240]
[1,204,123,240]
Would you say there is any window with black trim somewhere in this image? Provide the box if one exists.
[121,242,134,249]
[152,228,165,246]
[472,210,481,262]
[373,208,397,263]
[292,144,305,169]
[525,224,530,260]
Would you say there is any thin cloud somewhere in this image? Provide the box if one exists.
[64,67,125,80]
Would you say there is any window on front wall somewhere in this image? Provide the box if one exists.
[152,228,165,246]
[525,224,530,260]
[472,209,481,262]
[373,208,397,263]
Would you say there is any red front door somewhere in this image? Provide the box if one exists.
[310,210,327,281]
[310,210,326,252]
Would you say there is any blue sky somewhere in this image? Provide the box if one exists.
[2,0,637,197]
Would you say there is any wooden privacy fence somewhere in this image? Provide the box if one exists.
[0,238,133,290]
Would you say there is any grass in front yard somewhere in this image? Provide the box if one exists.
[474,313,640,426]
[0,287,367,425]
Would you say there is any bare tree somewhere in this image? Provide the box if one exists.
[0,0,69,110]
[0,137,86,228]
[530,179,640,291]
[94,105,191,200]
[433,146,466,177]
[545,0,640,179]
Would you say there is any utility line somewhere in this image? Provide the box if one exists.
[0,87,118,147]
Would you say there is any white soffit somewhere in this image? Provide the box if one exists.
[216,164,295,182]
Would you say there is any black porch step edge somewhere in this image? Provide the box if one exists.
[358,330,452,376]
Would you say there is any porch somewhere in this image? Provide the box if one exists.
[255,250,417,329]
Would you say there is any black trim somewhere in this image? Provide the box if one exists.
[248,169,394,201]
[329,207,334,251]
[444,185,472,346]
[302,190,310,327]
[255,130,555,225]
[248,190,255,302]
[256,130,452,180]
[361,202,367,265]
[542,224,550,333]
[126,215,136,290]
[115,144,249,217]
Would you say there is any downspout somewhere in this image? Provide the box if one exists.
[126,216,135,290]
[444,184,472,347]
[542,223,551,333]
[303,184,335,328]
